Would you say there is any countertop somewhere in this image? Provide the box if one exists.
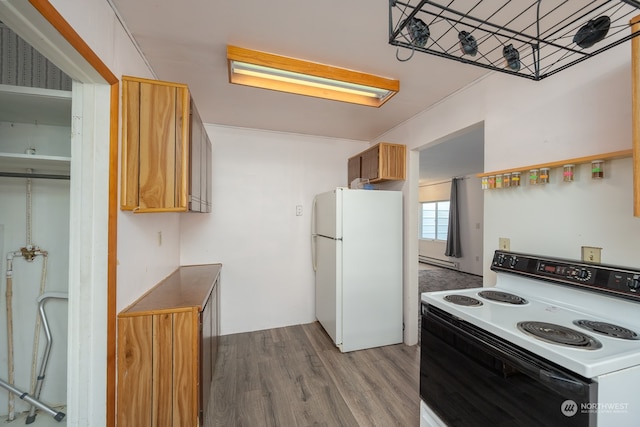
[120,263,221,316]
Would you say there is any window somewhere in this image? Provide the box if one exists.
[420,201,450,241]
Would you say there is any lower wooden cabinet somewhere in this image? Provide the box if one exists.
[116,264,221,426]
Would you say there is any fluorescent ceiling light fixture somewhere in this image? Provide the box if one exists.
[227,46,399,107]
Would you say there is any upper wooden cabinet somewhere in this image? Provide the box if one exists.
[348,142,406,187]
[120,76,212,213]
[189,99,212,213]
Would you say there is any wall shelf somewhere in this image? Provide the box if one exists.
[476,149,632,178]
[0,152,71,174]
[0,84,72,126]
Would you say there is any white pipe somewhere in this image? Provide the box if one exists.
[5,251,20,421]
[29,251,48,399]
[26,176,32,249]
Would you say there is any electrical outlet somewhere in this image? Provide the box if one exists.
[581,246,602,263]
[296,205,303,216]
[499,237,510,251]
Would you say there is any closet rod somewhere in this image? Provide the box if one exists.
[0,172,70,180]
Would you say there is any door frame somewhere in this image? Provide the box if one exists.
[0,0,118,424]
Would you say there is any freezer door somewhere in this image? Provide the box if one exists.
[314,235,342,346]
[313,189,340,239]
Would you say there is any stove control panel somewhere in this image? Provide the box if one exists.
[491,250,640,302]
[536,262,595,284]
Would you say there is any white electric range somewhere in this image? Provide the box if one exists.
[420,251,640,427]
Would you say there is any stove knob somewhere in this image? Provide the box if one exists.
[509,256,518,268]
[578,269,590,280]
[497,253,506,265]
[631,275,640,291]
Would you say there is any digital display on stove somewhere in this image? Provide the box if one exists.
[538,262,567,276]
[537,262,594,283]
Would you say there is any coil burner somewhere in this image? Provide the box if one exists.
[478,290,528,305]
[443,295,483,307]
[573,320,640,340]
[517,321,602,350]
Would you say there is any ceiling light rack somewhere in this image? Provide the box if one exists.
[389,0,640,80]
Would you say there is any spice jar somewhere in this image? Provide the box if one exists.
[496,174,503,189]
[539,167,550,184]
[529,169,539,185]
[488,175,496,189]
[503,173,511,188]
[511,171,521,187]
[481,176,488,190]
[563,164,575,182]
[592,160,604,179]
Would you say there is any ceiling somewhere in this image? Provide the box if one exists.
[107,1,636,183]
[109,0,490,142]
[419,124,485,184]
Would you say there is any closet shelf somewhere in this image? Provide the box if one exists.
[476,149,632,178]
[0,152,71,174]
[0,84,72,126]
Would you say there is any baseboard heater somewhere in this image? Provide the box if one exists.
[419,255,459,270]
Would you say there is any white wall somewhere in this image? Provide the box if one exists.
[180,125,368,335]
[418,176,483,275]
[379,42,640,344]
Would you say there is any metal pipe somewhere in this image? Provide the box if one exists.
[26,292,67,424]
[0,377,64,422]
[0,172,70,180]
[28,252,48,403]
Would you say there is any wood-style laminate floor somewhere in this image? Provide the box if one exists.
[205,322,420,427]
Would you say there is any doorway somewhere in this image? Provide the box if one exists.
[417,122,485,276]
[0,1,117,424]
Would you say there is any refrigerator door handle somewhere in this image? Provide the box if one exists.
[311,235,317,271]
[311,196,317,236]
[311,197,317,271]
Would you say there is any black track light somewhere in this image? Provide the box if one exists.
[574,16,611,49]
[458,31,478,56]
[406,17,430,48]
[503,44,521,72]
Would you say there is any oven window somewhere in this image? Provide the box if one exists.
[420,305,595,427]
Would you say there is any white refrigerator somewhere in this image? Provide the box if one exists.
[311,187,403,352]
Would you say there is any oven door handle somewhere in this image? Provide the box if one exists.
[539,369,588,394]
[499,351,590,397]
